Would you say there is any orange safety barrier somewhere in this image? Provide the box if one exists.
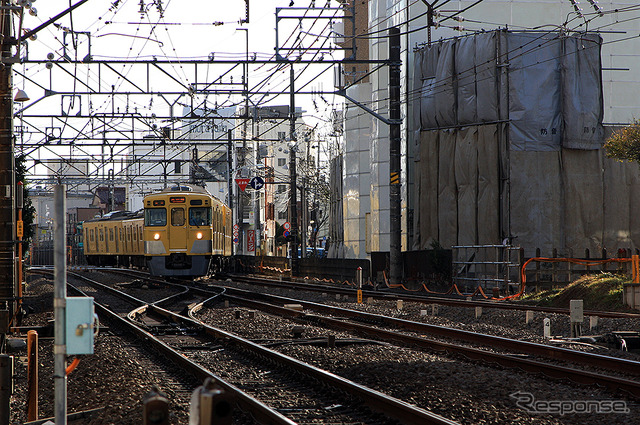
[382,271,421,292]
[471,285,490,299]
[248,255,634,301]
[514,256,633,301]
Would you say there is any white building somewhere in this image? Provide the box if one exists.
[125,106,236,211]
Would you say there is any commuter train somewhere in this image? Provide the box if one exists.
[83,184,232,276]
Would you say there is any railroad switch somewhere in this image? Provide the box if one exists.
[291,325,305,339]
[327,335,336,348]
[602,331,640,351]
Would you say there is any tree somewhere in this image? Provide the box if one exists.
[16,155,35,253]
[603,120,640,163]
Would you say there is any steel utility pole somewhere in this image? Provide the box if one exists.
[0,0,16,336]
[389,27,402,285]
[254,115,260,255]
[54,185,67,425]
[227,130,234,254]
[289,65,299,275]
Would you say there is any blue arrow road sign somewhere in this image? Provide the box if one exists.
[249,176,265,190]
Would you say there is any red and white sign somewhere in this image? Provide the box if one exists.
[235,178,250,192]
[247,230,255,252]
[282,221,291,231]
[233,224,239,237]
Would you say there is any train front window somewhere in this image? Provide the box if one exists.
[189,207,210,226]
[145,208,167,226]
[171,208,185,226]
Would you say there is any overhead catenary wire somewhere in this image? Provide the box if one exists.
[14,0,640,189]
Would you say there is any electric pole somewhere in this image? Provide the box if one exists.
[389,27,402,285]
[0,0,16,335]
[289,65,299,275]
[227,129,234,254]
[254,115,260,255]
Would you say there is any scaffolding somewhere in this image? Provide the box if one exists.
[452,244,521,293]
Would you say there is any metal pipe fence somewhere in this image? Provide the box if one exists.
[452,244,521,293]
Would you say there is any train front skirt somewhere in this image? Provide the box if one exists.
[147,254,211,276]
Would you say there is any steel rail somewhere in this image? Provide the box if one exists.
[60,274,298,425]
[228,274,640,319]
[89,271,640,378]
[213,284,640,376]
[60,269,459,424]
[147,304,458,425]
[215,292,640,399]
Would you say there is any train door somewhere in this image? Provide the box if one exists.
[213,207,219,253]
[100,227,107,253]
[169,207,187,250]
[91,228,96,253]
[133,224,138,254]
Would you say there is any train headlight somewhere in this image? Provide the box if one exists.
[196,232,203,240]
[153,233,161,240]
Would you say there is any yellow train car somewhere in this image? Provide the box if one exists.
[143,184,232,276]
[83,210,144,267]
[83,184,231,276]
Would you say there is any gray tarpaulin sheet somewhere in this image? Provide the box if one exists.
[562,34,604,149]
[413,48,424,137]
[419,131,439,248]
[476,32,499,122]
[455,127,478,245]
[412,30,640,255]
[456,37,477,125]
[509,151,564,256]
[455,32,500,125]
[417,126,501,249]
[435,42,456,126]
[602,157,640,250]
[438,130,457,248]
[418,31,600,149]
[477,125,500,244]
[420,45,440,129]
[508,33,562,151]
[562,149,603,255]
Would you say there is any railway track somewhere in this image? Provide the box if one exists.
[60,270,458,424]
[224,273,640,319]
[64,268,640,396]
[192,279,640,398]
